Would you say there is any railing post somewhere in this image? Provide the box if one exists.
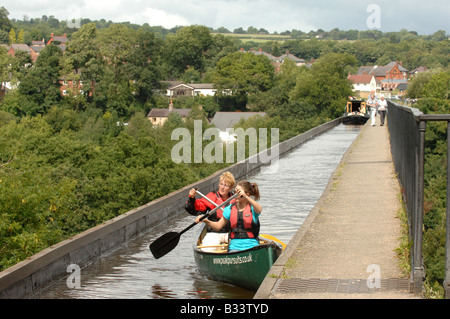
[413,120,426,294]
[445,121,450,299]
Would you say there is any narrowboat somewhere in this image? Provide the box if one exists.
[193,224,283,291]
[343,98,369,124]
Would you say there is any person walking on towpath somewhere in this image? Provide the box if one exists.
[378,95,388,126]
[367,93,378,126]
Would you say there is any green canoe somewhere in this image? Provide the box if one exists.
[193,224,283,291]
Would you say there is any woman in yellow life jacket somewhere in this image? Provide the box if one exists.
[199,180,262,251]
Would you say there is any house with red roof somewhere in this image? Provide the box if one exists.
[356,61,409,81]
[46,33,68,54]
[353,61,411,92]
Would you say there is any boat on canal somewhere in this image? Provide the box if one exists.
[193,224,283,291]
[343,98,369,125]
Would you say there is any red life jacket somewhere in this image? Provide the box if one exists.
[209,192,226,219]
[229,203,260,239]
[196,192,233,220]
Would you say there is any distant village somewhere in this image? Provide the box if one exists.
[1,32,68,63]
[1,32,429,128]
[348,61,428,99]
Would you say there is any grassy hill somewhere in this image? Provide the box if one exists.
[211,32,291,43]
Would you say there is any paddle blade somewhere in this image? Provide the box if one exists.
[260,234,287,250]
[149,232,181,259]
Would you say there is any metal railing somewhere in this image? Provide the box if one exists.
[387,101,450,298]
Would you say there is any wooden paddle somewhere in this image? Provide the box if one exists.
[196,190,287,251]
[149,192,239,259]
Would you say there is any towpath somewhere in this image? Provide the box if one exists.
[255,116,422,299]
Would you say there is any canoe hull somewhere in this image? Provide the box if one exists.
[193,226,282,291]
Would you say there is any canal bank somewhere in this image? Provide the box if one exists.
[255,117,422,299]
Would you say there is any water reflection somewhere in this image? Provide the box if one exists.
[34,124,360,299]
[151,284,177,299]
[252,124,361,244]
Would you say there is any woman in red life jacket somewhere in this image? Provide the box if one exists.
[185,172,236,250]
[199,180,262,252]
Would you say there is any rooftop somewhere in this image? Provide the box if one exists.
[211,112,266,131]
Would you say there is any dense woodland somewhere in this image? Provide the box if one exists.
[0,7,449,297]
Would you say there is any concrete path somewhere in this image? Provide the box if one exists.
[255,116,422,299]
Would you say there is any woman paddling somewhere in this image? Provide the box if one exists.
[197,180,262,252]
[186,172,236,250]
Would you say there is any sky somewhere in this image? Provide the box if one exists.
[2,0,449,35]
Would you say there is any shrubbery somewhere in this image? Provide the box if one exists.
[409,70,450,297]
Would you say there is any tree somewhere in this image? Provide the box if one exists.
[94,24,137,116]
[203,33,236,70]
[271,42,281,57]
[247,26,258,34]
[124,29,162,107]
[17,29,24,43]
[247,59,310,117]
[431,30,447,42]
[215,27,231,33]
[212,52,275,109]
[47,15,59,29]
[66,23,104,103]
[290,53,357,118]
[413,69,450,296]
[162,25,214,77]
[282,38,326,61]
[8,28,15,44]
[233,27,247,34]
[18,45,63,115]
[407,71,434,98]
[423,71,450,100]
[0,6,12,32]
[0,46,12,84]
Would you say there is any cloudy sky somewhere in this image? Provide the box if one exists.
[2,0,449,35]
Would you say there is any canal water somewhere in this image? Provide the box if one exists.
[33,124,361,299]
